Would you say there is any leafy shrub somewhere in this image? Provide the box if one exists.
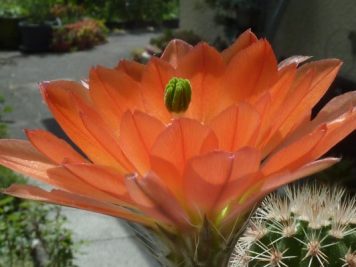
[52,18,108,52]
[0,170,79,267]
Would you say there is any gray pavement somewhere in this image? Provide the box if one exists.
[0,32,159,267]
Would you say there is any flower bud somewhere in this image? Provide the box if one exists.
[164,77,192,113]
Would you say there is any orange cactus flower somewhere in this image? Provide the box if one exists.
[0,30,355,236]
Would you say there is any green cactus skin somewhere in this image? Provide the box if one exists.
[231,183,356,267]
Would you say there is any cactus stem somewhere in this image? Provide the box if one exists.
[232,183,356,267]
[268,218,297,238]
[296,228,338,266]
[248,241,293,267]
[341,249,356,267]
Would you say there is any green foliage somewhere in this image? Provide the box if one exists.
[19,0,61,23]
[2,0,83,23]
[0,0,26,18]
[0,94,12,138]
[231,183,356,267]
[2,0,179,25]
[150,29,203,51]
[81,0,179,24]
[0,188,79,267]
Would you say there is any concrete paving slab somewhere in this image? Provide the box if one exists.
[62,207,157,267]
[76,236,156,267]
[61,207,132,240]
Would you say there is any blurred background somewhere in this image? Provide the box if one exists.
[0,0,355,266]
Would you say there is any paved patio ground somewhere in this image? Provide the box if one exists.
[0,31,159,267]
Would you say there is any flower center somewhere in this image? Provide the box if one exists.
[164,77,192,113]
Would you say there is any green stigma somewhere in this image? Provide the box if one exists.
[164,77,192,113]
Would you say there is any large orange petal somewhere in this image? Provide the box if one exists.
[313,91,356,125]
[261,157,340,193]
[221,29,258,64]
[150,118,218,175]
[223,39,278,101]
[177,43,226,121]
[149,156,183,201]
[63,163,131,203]
[161,39,193,68]
[209,103,260,151]
[262,125,326,176]
[25,129,87,164]
[309,108,356,159]
[119,110,165,175]
[214,149,261,211]
[140,58,175,122]
[90,66,144,123]
[0,140,129,205]
[0,139,54,181]
[138,172,191,228]
[266,63,297,107]
[183,151,232,217]
[223,157,340,225]
[286,91,356,142]
[75,95,133,172]
[277,59,342,137]
[252,92,273,147]
[116,59,145,81]
[88,68,123,130]
[253,64,296,145]
[46,166,130,205]
[40,81,120,167]
[125,174,174,225]
[260,68,315,155]
[2,184,153,226]
[183,148,261,216]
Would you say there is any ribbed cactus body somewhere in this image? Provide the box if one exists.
[231,184,356,267]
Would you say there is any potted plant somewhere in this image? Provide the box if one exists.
[18,0,57,53]
[51,18,108,53]
[0,1,26,50]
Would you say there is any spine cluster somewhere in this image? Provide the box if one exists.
[231,183,356,267]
